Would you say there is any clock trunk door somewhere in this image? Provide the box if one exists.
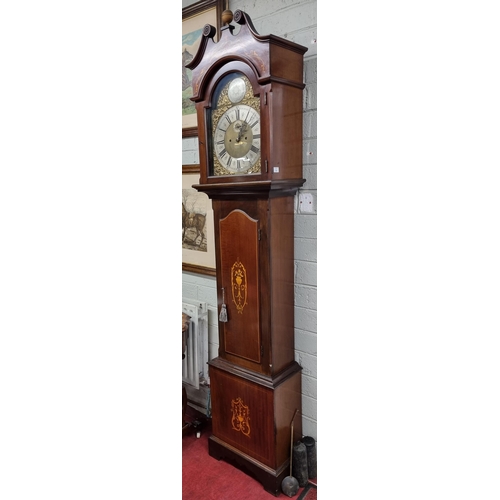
[218,209,262,368]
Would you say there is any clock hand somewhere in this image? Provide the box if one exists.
[236,122,248,143]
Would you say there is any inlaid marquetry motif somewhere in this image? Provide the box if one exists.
[231,397,251,436]
[231,259,248,313]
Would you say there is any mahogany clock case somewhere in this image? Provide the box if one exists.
[185,9,308,497]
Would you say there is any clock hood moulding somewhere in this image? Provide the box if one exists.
[186,9,308,103]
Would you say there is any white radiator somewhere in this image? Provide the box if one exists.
[182,300,209,390]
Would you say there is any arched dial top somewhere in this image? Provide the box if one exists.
[210,72,261,176]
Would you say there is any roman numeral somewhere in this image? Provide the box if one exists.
[249,118,259,129]
[250,145,260,154]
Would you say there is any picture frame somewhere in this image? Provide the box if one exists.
[182,0,227,138]
[182,164,216,276]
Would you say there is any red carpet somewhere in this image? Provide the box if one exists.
[182,411,317,499]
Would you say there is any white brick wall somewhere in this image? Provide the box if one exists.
[182,0,317,441]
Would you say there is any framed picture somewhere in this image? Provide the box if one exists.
[182,165,216,276]
[182,0,227,137]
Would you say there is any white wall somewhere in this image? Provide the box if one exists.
[182,0,317,441]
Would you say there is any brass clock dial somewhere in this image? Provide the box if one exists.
[211,73,261,176]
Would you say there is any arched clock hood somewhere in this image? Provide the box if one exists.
[186,9,308,190]
[186,9,307,103]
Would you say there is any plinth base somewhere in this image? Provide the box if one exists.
[208,357,302,496]
[209,434,289,496]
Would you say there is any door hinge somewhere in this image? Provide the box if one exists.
[264,92,267,105]
[261,344,264,357]
[265,159,268,173]
[258,229,261,241]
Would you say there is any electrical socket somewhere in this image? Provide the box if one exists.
[298,193,314,213]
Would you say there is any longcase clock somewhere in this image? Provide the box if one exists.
[186,9,307,496]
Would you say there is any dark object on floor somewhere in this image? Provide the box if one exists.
[292,440,309,487]
[182,404,209,439]
[302,436,317,479]
[190,419,205,438]
[281,409,299,497]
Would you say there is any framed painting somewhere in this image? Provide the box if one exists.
[182,165,216,276]
[182,0,227,138]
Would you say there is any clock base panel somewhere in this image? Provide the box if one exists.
[208,358,302,496]
[208,435,289,497]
